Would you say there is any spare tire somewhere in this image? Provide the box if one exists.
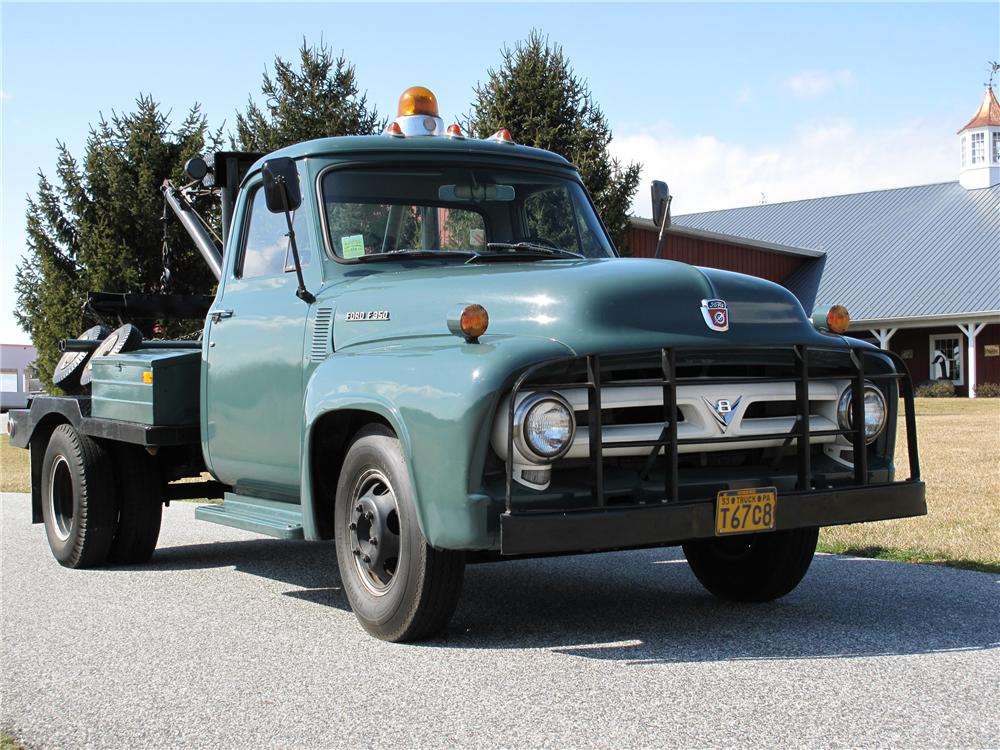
[79,323,144,388]
[53,325,110,394]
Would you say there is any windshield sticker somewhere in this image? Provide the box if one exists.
[341,234,365,259]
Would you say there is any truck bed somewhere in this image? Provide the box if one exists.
[8,396,200,449]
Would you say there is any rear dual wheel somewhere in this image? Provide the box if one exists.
[682,527,819,602]
[40,424,162,568]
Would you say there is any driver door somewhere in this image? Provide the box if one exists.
[203,180,315,499]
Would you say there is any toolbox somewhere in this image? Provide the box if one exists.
[91,349,200,425]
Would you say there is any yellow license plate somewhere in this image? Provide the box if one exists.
[715,487,777,536]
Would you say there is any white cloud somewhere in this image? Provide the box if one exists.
[0,90,11,101]
[610,118,956,217]
[786,69,855,99]
[734,86,753,107]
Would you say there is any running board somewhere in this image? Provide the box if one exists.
[195,493,304,539]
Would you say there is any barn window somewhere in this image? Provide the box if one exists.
[961,136,967,167]
[929,335,964,385]
[993,132,1000,163]
[970,132,985,164]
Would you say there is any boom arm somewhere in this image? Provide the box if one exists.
[160,180,223,281]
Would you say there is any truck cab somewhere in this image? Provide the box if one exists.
[9,87,926,642]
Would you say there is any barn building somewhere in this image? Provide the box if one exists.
[627,86,1000,397]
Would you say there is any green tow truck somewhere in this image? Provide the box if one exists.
[8,87,926,641]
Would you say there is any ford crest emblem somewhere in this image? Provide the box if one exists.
[700,299,729,332]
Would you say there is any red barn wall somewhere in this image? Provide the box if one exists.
[625,226,804,284]
[884,323,1000,397]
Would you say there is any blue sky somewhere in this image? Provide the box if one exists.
[2,2,998,344]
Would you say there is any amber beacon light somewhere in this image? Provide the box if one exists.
[398,86,440,117]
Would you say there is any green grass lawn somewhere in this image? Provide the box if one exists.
[1,435,30,492]
[3,399,998,572]
[819,398,1000,574]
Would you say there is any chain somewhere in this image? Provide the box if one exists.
[160,198,173,293]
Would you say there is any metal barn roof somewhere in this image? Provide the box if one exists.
[674,181,1000,323]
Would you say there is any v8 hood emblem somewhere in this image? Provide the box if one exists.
[703,396,742,433]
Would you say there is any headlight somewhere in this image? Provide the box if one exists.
[837,382,887,444]
[514,392,576,461]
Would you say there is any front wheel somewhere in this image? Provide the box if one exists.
[682,527,819,602]
[334,424,465,642]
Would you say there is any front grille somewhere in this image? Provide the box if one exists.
[501,344,919,514]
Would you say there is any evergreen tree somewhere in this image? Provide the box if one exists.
[14,96,219,391]
[464,31,641,251]
[236,39,383,151]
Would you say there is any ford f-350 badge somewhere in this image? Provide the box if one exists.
[700,299,729,332]
[345,311,390,322]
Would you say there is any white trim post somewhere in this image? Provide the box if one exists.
[957,322,987,398]
[869,327,898,350]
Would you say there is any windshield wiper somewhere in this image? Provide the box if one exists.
[352,249,480,263]
[483,242,584,259]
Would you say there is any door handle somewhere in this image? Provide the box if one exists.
[209,308,234,323]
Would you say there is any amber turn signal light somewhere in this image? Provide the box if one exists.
[826,304,850,334]
[447,303,489,342]
[397,86,439,118]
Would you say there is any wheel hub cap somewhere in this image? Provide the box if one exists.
[349,473,401,592]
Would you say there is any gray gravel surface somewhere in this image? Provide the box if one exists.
[2,493,998,749]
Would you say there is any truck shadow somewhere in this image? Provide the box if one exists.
[147,538,351,612]
[444,549,1000,663]
[146,539,999,663]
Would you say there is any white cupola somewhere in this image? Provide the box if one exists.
[958,86,1000,190]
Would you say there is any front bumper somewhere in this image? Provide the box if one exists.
[499,480,926,556]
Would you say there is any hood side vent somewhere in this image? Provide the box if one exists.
[311,307,334,362]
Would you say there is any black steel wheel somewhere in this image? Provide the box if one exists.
[334,424,465,642]
[40,424,118,568]
[682,527,819,602]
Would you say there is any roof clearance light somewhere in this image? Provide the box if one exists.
[385,121,404,137]
[826,304,850,334]
[446,123,465,139]
[398,86,439,118]
[490,128,515,144]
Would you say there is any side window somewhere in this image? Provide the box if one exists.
[238,186,312,279]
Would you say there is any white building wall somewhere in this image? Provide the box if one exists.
[1,344,38,410]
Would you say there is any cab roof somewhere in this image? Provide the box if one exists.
[246,134,575,183]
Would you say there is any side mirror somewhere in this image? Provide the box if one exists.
[261,157,302,213]
[651,180,671,228]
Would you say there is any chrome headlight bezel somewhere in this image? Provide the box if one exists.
[513,392,576,463]
[837,381,888,445]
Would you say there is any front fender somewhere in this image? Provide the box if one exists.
[301,334,574,548]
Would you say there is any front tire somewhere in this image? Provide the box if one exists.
[334,424,465,642]
[682,527,819,602]
[40,424,118,568]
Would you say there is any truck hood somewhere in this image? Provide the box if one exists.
[328,257,834,353]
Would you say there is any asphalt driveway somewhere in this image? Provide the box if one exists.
[2,493,998,748]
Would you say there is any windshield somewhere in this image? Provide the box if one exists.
[320,165,615,261]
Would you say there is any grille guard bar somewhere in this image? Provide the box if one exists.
[504,344,921,514]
